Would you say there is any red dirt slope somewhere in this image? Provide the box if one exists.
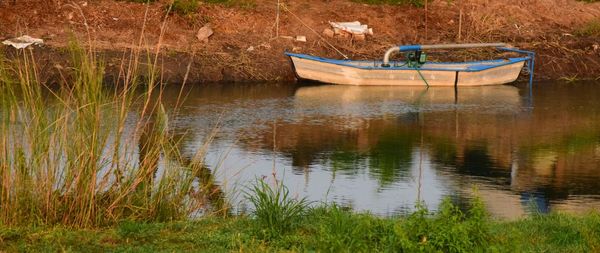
[1,0,599,82]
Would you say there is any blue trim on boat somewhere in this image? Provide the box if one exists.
[399,45,421,52]
[284,52,530,72]
[497,47,536,92]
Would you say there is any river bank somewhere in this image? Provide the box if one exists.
[2,205,599,252]
[1,0,600,83]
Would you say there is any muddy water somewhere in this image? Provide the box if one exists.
[163,82,600,219]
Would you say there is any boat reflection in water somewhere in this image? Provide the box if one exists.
[289,85,529,218]
[291,84,598,218]
[294,84,522,106]
[164,82,600,219]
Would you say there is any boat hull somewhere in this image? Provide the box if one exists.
[288,54,527,86]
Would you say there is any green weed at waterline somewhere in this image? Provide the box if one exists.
[246,178,310,239]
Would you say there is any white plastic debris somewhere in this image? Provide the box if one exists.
[328,21,373,35]
[295,35,306,42]
[2,35,44,49]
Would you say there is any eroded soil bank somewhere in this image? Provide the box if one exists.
[1,0,600,82]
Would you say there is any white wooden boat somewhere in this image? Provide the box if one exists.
[286,43,535,87]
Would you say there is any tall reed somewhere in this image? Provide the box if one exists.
[0,42,220,227]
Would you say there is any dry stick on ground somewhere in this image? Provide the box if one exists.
[425,0,428,41]
[458,8,463,42]
[275,0,280,38]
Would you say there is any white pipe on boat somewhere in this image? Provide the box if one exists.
[382,47,400,67]
[382,43,508,67]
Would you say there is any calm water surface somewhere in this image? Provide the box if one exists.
[162,82,600,219]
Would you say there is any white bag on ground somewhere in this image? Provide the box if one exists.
[2,35,44,49]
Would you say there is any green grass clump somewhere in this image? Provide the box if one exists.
[488,212,600,252]
[307,204,401,252]
[352,0,425,7]
[169,0,200,15]
[166,0,257,15]
[576,19,600,37]
[122,0,158,3]
[203,0,256,8]
[247,179,310,239]
[401,198,490,252]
